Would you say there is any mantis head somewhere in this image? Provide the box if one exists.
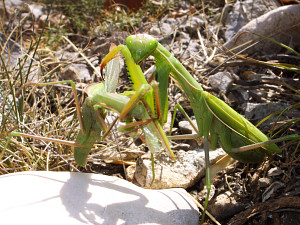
[126,34,158,64]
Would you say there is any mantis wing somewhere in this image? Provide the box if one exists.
[104,48,121,93]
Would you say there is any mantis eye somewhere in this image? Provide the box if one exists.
[126,34,158,63]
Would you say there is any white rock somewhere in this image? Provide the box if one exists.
[259,177,272,188]
[134,149,226,189]
[149,22,173,36]
[267,167,283,177]
[28,3,44,20]
[0,171,199,225]
[0,0,24,10]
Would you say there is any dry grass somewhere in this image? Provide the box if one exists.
[0,17,108,174]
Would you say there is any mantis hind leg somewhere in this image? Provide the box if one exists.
[231,134,300,154]
[201,137,211,224]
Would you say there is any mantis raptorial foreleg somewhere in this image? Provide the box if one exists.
[100,44,175,161]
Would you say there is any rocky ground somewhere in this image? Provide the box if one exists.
[0,0,299,224]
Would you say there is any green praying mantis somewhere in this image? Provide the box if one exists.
[99,34,299,223]
[2,31,298,223]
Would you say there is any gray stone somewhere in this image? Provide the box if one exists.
[179,15,204,35]
[178,119,198,134]
[208,72,233,93]
[208,191,246,221]
[0,171,199,225]
[28,3,44,20]
[262,181,285,202]
[55,48,80,61]
[0,32,22,66]
[267,167,283,177]
[0,32,40,82]
[243,102,290,126]
[149,21,174,36]
[0,0,24,9]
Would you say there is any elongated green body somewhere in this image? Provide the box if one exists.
[4,78,168,167]
[101,35,283,224]
[125,34,281,163]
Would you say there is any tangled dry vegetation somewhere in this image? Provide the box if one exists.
[0,0,299,224]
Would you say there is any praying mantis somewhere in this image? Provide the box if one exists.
[2,32,297,223]
[100,34,299,223]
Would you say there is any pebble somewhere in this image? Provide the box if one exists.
[259,177,272,188]
[207,191,246,221]
[267,167,283,177]
[208,72,233,93]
